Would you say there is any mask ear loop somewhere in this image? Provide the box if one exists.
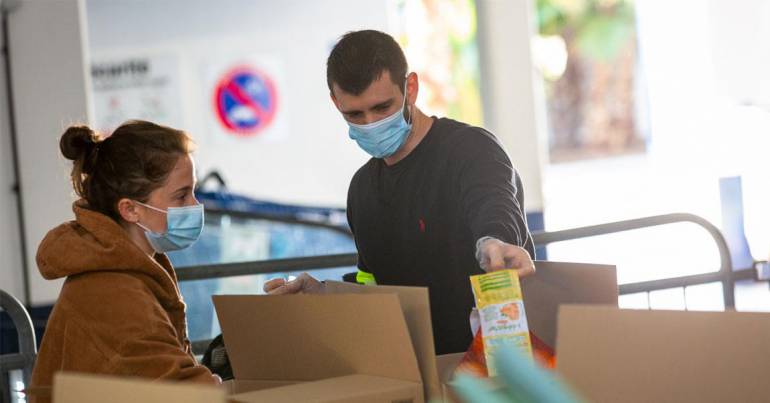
[133,201,167,234]
[403,77,413,125]
[135,221,153,233]
[406,103,414,125]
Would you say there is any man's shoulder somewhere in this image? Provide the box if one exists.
[433,118,507,158]
[350,158,377,186]
[348,158,379,208]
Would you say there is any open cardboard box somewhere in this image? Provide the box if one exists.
[213,261,618,402]
[216,292,425,403]
[556,305,770,403]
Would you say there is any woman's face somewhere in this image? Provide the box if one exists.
[136,154,198,234]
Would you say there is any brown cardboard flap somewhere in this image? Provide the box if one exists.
[53,372,224,403]
[223,379,298,394]
[557,305,770,403]
[325,281,440,399]
[229,374,424,403]
[521,261,618,348]
[213,294,422,384]
[435,353,464,383]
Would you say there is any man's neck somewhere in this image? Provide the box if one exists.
[383,107,433,166]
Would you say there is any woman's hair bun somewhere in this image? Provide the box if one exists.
[60,125,100,161]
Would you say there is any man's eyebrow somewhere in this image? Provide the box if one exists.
[371,99,394,109]
[340,97,395,114]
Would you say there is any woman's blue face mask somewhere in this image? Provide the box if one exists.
[135,201,204,253]
[346,82,413,159]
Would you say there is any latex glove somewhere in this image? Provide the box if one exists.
[475,237,535,277]
[263,272,325,295]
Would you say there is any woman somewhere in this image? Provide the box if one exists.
[30,120,220,399]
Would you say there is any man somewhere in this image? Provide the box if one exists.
[266,30,535,354]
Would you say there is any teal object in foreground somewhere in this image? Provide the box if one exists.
[452,347,583,403]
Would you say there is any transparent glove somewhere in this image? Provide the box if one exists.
[476,237,535,277]
[263,272,325,295]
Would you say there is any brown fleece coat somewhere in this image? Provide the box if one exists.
[29,201,214,399]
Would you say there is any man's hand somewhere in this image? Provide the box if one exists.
[476,237,535,277]
[263,272,325,295]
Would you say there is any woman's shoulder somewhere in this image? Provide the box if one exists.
[59,271,163,319]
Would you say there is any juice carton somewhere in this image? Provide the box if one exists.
[469,269,532,376]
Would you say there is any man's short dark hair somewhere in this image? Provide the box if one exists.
[326,30,408,96]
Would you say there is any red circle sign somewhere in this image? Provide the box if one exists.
[213,65,278,137]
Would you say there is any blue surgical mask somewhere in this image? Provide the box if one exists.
[347,83,413,158]
[135,201,204,253]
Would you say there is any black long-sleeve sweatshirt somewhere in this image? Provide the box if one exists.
[347,117,534,354]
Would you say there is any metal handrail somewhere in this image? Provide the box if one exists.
[1,213,748,367]
[0,289,37,386]
[206,207,354,238]
[176,253,358,281]
[531,213,739,307]
[179,213,739,299]
[180,212,748,356]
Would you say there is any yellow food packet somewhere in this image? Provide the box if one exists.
[470,269,533,376]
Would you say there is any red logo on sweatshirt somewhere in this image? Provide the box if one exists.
[419,218,426,233]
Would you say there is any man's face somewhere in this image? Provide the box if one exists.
[331,70,409,125]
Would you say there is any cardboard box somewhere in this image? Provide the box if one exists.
[323,280,442,399]
[215,261,618,402]
[52,372,225,403]
[214,293,425,403]
[521,261,619,348]
[229,374,424,403]
[52,372,417,403]
[557,305,770,403]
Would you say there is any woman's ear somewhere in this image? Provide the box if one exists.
[117,198,140,223]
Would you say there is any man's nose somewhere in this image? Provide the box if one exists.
[361,113,381,125]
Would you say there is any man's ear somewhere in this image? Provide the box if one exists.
[406,72,419,105]
[116,198,140,223]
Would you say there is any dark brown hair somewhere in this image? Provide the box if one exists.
[326,30,408,96]
[59,120,195,221]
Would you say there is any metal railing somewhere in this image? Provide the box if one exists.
[205,207,354,239]
[3,213,761,367]
[531,213,751,308]
[176,253,357,282]
[178,213,747,299]
[175,212,757,354]
[0,289,37,391]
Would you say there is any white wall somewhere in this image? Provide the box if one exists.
[84,0,549,211]
[7,0,93,305]
[0,12,25,302]
[85,0,392,207]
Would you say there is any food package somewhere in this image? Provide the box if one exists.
[467,269,532,376]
